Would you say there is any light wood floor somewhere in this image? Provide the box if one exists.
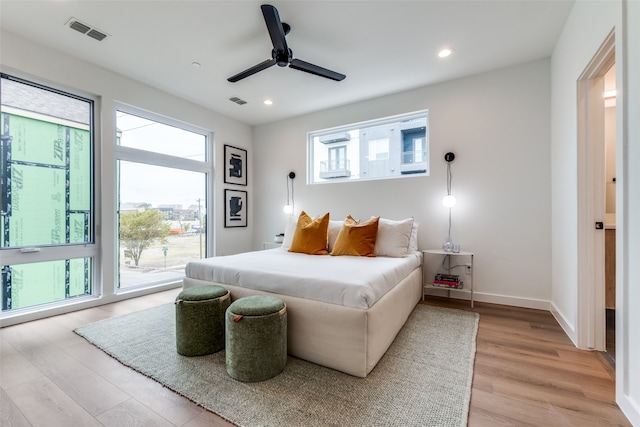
[0,290,631,427]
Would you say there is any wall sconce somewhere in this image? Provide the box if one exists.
[283,171,296,215]
[442,152,458,252]
[442,152,456,207]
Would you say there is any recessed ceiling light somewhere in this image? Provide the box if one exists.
[264,99,273,106]
[192,62,201,67]
[438,48,453,58]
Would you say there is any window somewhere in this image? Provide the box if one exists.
[368,139,389,161]
[308,110,428,184]
[115,109,211,290]
[402,130,426,166]
[320,146,350,179]
[1,74,96,313]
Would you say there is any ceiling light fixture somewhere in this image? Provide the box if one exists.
[192,62,201,68]
[438,48,453,58]
[264,99,273,106]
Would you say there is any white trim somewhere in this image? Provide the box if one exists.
[424,289,550,311]
[0,72,101,321]
[617,1,635,421]
[617,393,640,427]
[551,301,578,346]
[114,145,211,173]
[0,281,182,328]
[576,29,615,351]
[111,102,215,292]
[307,109,429,185]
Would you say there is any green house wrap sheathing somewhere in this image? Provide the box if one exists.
[1,112,92,310]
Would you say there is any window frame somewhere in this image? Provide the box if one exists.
[113,103,214,292]
[1,72,100,316]
[307,109,429,184]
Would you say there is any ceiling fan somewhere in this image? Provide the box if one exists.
[227,4,346,83]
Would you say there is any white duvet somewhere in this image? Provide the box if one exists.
[185,249,422,309]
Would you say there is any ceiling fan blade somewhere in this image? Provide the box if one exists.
[261,4,288,53]
[227,59,277,82]
[289,59,346,81]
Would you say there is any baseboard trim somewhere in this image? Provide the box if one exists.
[423,289,550,310]
[617,393,640,427]
[473,292,551,310]
[550,301,578,347]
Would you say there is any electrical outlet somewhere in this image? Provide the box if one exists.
[465,263,472,275]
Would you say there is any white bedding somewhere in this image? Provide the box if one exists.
[185,249,422,309]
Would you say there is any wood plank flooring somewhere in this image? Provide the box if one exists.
[0,290,631,426]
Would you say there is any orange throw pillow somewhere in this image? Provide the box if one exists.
[331,215,380,257]
[288,211,330,255]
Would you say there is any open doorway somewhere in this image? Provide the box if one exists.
[603,63,616,365]
[576,30,614,355]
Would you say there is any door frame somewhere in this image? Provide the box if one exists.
[576,30,615,350]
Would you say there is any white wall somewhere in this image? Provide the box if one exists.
[253,59,552,309]
[0,30,253,309]
[620,1,640,423]
[550,0,639,423]
[549,0,620,345]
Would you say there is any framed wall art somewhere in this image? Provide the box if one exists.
[224,189,247,228]
[224,144,247,186]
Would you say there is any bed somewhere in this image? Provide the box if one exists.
[182,214,423,378]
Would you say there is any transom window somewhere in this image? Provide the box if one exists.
[308,110,429,184]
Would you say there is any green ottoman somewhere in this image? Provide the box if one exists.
[225,295,287,382]
[175,285,230,356]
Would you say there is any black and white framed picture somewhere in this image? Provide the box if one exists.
[224,144,247,186]
[224,189,247,228]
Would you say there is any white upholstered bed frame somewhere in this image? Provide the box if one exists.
[182,267,422,378]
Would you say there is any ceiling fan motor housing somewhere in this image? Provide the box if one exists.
[273,49,293,67]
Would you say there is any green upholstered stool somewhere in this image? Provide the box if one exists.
[225,295,287,382]
[175,285,230,356]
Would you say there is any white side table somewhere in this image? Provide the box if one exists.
[422,249,474,308]
[262,242,282,250]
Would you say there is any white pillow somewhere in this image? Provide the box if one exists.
[281,215,298,249]
[409,220,419,253]
[374,217,414,257]
[327,220,344,252]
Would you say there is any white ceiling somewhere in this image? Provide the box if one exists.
[0,1,574,126]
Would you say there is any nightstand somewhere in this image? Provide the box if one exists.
[422,249,474,308]
[262,242,282,250]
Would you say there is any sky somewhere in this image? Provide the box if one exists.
[116,112,207,210]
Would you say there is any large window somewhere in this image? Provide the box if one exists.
[115,109,210,290]
[1,74,95,313]
[308,110,429,184]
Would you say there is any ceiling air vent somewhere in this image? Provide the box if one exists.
[87,29,107,41]
[69,20,90,34]
[66,17,109,41]
[229,97,247,105]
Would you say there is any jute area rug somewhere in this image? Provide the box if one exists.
[75,303,479,427]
